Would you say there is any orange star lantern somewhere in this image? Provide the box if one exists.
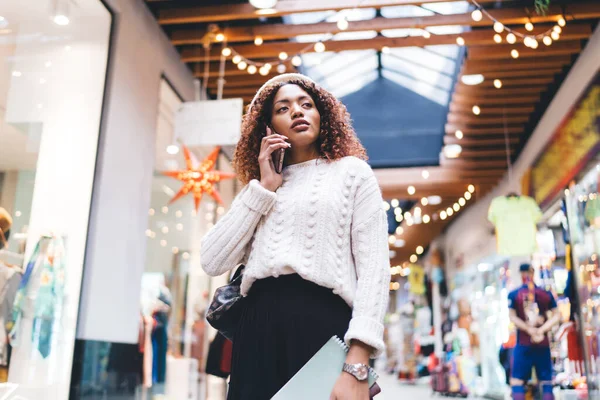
[163,145,236,210]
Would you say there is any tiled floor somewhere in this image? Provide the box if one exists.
[375,373,436,399]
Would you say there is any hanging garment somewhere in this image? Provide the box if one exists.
[488,195,542,256]
[9,236,66,358]
[0,263,21,365]
[408,264,426,295]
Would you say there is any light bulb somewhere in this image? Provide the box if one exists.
[416,246,424,255]
[511,49,519,59]
[279,51,288,60]
[506,33,516,44]
[494,22,504,33]
[337,17,349,31]
[558,17,566,27]
[410,255,418,263]
[494,34,502,43]
[53,14,70,26]
[422,170,430,179]
[421,197,429,206]
[553,25,562,33]
[247,65,257,74]
[494,79,502,89]
[453,203,460,212]
[443,144,462,159]
[215,33,225,42]
[543,36,552,46]
[238,61,248,70]
[472,105,481,115]
[382,46,390,54]
[525,22,534,31]
[423,30,431,39]
[314,42,326,53]
[440,211,447,220]
[468,184,475,193]
[167,144,179,154]
[455,130,464,139]
[291,55,302,66]
[222,47,232,56]
[249,0,278,9]
[551,31,560,41]
[524,36,533,47]
[447,208,454,216]
[423,215,431,224]
[277,64,286,74]
[391,199,400,208]
[530,39,538,49]
[456,36,465,46]
[254,36,263,46]
[232,55,242,64]
[471,9,483,22]
[408,186,416,195]
[259,66,269,76]
[465,192,472,200]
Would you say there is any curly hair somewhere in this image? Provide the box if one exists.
[232,78,367,185]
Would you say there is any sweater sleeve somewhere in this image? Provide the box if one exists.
[345,168,391,358]
[200,179,277,276]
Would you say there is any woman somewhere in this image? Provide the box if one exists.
[201,73,391,400]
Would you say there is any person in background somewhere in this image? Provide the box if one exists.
[508,263,560,400]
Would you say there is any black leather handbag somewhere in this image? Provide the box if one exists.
[206,265,245,341]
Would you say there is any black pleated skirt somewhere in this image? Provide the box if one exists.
[227,274,352,400]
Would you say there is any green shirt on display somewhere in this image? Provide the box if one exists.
[488,195,542,257]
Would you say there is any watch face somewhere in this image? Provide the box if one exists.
[356,365,369,381]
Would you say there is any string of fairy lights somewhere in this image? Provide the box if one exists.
[384,184,476,268]
[467,0,567,59]
[211,0,569,77]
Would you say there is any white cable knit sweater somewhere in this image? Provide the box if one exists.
[200,156,391,356]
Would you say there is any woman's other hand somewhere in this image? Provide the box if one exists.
[329,372,369,400]
[258,126,289,192]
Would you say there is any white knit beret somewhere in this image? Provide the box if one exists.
[248,73,317,111]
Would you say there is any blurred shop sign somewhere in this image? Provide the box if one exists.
[529,73,600,208]
[174,98,243,146]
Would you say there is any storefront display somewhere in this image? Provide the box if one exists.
[0,1,111,398]
[566,159,600,397]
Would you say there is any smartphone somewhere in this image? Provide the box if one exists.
[268,126,285,174]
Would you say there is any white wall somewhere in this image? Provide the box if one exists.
[76,0,196,343]
[443,24,600,273]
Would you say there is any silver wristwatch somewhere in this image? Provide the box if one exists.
[342,363,369,381]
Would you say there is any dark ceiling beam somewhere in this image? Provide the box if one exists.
[452,94,541,105]
[158,0,509,25]
[467,40,583,60]
[459,78,554,89]
[445,124,524,135]
[454,85,546,96]
[444,136,520,146]
[447,113,530,125]
[461,55,573,73]
[169,3,600,44]
[179,25,591,62]
[449,104,535,114]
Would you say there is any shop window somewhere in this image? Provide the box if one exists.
[137,79,237,398]
[0,0,111,399]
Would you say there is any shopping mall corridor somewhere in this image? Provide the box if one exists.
[376,375,437,399]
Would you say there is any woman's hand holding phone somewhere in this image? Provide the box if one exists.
[258,126,290,192]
